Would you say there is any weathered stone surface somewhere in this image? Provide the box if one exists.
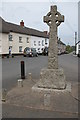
[44,92,51,106]
[48,57,58,69]
[37,68,66,90]
[44,5,64,69]
[1,89,7,102]
[33,5,66,90]
[18,79,23,87]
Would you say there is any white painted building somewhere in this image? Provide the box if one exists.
[76,41,80,55]
[0,17,66,56]
[31,35,49,54]
[58,38,66,54]
[0,32,31,55]
[0,17,49,56]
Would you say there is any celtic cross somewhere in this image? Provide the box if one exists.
[44,5,64,69]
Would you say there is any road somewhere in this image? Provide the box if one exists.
[2,53,78,91]
[1,53,79,118]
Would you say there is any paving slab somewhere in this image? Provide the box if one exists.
[71,83,80,101]
[2,104,78,118]
[3,78,78,116]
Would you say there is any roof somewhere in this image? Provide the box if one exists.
[0,17,66,45]
[0,17,49,38]
[58,39,66,46]
[76,41,80,45]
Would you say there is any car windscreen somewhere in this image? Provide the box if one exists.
[31,48,36,51]
[25,47,30,51]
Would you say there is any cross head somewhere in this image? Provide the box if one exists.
[43,5,64,27]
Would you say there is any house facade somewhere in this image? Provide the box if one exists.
[0,32,31,55]
[0,17,66,56]
[31,33,49,53]
[58,38,66,54]
[0,17,49,55]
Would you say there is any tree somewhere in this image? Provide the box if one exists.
[66,45,73,53]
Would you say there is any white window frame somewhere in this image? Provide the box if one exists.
[26,37,29,43]
[9,34,13,41]
[42,40,44,46]
[34,41,36,46]
[9,46,12,50]
[19,46,22,52]
[19,36,22,43]
[38,41,41,46]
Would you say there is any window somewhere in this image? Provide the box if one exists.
[45,38,47,45]
[42,40,44,46]
[58,43,61,48]
[0,46,1,52]
[79,45,80,49]
[38,48,40,53]
[27,37,29,43]
[9,34,13,41]
[31,48,36,52]
[19,37,22,43]
[38,41,40,46]
[38,48,40,50]
[9,46,12,50]
[34,41,36,46]
[19,46,22,52]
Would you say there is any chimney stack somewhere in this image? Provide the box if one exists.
[20,20,24,27]
[44,31,48,35]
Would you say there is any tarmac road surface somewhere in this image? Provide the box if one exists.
[2,53,78,91]
[1,53,79,118]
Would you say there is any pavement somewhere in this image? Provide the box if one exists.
[2,77,79,118]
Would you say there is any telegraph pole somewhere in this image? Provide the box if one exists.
[75,32,77,55]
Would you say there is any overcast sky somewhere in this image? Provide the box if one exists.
[0,0,79,45]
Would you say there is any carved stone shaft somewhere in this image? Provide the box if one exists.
[44,5,64,69]
[48,23,58,69]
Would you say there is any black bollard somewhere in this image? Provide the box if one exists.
[21,61,25,79]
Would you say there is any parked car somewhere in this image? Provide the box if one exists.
[23,47,38,57]
[58,50,62,55]
[64,51,69,54]
[58,50,68,55]
[42,47,48,56]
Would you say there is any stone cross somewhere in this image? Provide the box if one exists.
[44,5,64,69]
